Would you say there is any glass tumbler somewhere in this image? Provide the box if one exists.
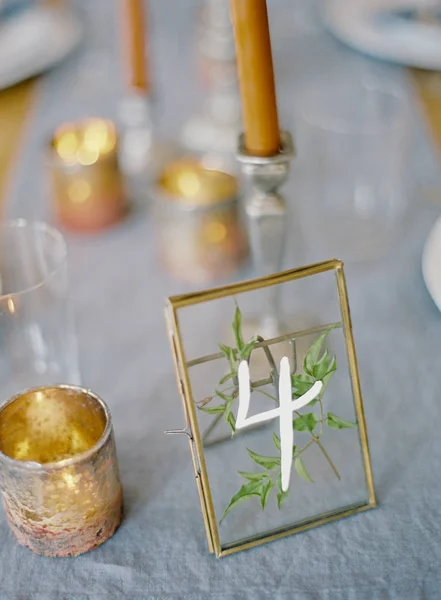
[296,79,410,261]
[0,220,80,400]
[154,157,249,284]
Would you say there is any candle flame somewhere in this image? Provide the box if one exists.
[55,131,79,161]
[77,147,100,166]
[53,119,116,166]
[7,298,15,314]
[179,171,201,197]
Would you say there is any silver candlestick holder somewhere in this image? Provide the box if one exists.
[190,131,296,446]
[237,131,295,339]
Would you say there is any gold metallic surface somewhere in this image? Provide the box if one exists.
[335,265,376,506]
[0,387,106,464]
[0,79,37,209]
[156,158,247,283]
[412,69,441,160]
[0,385,123,557]
[49,119,126,232]
[166,260,376,557]
[158,158,238,207]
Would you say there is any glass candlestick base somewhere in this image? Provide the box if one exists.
[180,85,241,173]
[119,93,179,182]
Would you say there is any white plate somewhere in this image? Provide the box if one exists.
[324,0,441,70]
[0,3,82,90]
[422,215,441,311]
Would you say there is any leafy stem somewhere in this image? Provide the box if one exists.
[315,439,341,480]
[195,303,356,523]
[293,401,341,481]
[255,335,279,388]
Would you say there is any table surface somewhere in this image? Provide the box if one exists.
[2,1,441,599]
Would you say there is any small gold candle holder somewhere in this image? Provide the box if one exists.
[154,157,248,284]
[0,385,123,557]
[49,118,127,233]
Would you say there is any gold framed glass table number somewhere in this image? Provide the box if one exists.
[165,260,376,557]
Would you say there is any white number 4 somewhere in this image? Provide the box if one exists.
[236,357,323,493]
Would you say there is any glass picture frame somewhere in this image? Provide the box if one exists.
[165,260,376,557]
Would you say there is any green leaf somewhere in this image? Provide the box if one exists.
[293,413,319,432]
[238,471,268,482]
[219,372,234,385]
[326,412,357,429]
[294,456,314,483]
[216,390,233,403]
[240,336,257,360]
[317,356,337,401]
[272,432,281,451]
[219,343,231,358]
[313,349,330,380]
[325,354,337,376]
[219,344,237,372]
[277,473,289,509]
[225,411,236,433]
[260,479,274,509]
[232,304,245,351]
[220,480,264,523]
[223,394,235,419]
[199,404,225,414]
[304,325,336,376]
[247,448,280,470]
[292,373,315,397]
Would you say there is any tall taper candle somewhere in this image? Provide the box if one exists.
[230,0,280,156]
[121,0,150,92]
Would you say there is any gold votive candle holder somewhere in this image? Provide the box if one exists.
[0,385,123,557]
[49,118,127,233]
[154,158,248,283]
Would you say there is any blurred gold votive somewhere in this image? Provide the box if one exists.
[155,157,248,283]
[0,386,123,557]
[49,118,127,232]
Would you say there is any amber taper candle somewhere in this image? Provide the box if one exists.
[121,0,150,92]
[230,0,280,156]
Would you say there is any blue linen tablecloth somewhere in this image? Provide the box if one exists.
[2,1,441,598]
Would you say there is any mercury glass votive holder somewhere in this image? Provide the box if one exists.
[0,385,123,557]
[154,157,248,284]
[49,118,127,233]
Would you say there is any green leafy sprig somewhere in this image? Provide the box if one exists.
[198,304,257,435]
[197,304,357,523]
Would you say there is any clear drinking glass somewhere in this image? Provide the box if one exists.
[296,78,410,261]
[0,220,80,400]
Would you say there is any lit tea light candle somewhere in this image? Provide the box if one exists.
[49,118,127,232]
[0,385,123,557]
[154,158,248,283]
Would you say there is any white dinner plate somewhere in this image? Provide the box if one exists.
[324,0,441,70]
[422,215,441,311]
[0,3,82,90]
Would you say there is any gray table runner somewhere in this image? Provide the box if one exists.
[2,1,441,598]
